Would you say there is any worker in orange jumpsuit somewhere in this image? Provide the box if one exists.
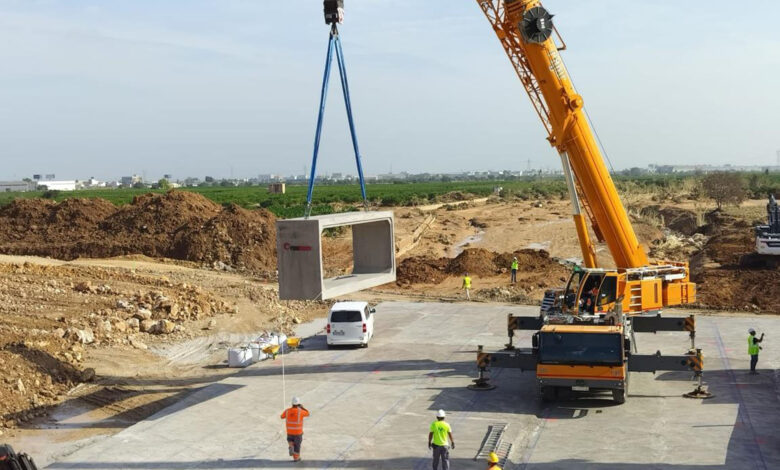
[281,396,310,462]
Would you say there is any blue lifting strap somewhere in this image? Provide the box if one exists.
[305,24,368,218]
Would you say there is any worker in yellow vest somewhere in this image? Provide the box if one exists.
[510,257,518,284]
[462,272,472,301]
[486,451,502,469]
[748,328,765,374]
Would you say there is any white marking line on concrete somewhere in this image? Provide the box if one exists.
[712,322,768,470]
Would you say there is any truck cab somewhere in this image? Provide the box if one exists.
[535,324,628,403]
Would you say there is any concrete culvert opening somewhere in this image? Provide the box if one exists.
[276,211,396,300]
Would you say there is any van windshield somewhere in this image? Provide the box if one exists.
[330,310,362,322]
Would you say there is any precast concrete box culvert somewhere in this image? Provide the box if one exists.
[276,211,395,300]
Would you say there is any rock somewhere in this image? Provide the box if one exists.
[16,379,25,394]
[134,309,153,321]
[116,299,131,310]
[140,319,157,333]
[292,317,302,324]
[129,338,148,350]
[53,328,66,338]
[126,318,140,330]
[74,281,95,294]
[67,327,95,344]
[114,320,128,333]
[206,319,217,330]
[80,368,96,382]
[156,320,175,335]
[99,320,112,333]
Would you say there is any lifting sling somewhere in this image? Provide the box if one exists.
[305,23,368,218]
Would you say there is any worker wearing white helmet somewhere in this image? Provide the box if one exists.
[486,451,502,469]
[428,409,455,470]
[281,396,310,462]
[748,328,765,374]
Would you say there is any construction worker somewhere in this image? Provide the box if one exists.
[281,396,310,462]
[486,451,502,469]
[428,409,455,470]
[510,257,518,284]
[748,328,765,374]
[462,272,472,301]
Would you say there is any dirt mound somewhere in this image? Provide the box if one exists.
[0,192,277,272]
[695,269,780,312]
[173,204,277,272]
[641,205,700,236]
[397,248,568,286]
[396,256,448,284]
[447,248,498,277]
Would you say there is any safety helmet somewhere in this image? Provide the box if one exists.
[487,452,499,463]
[292,396,301,406]
[749,328,756,334]
[437,409,446,418]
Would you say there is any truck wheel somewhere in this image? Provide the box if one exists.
[612,388,626,404]
[541,386,557,403]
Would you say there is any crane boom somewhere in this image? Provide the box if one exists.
[477,0,647,269]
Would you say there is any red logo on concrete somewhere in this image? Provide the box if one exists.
[283,243,312,251]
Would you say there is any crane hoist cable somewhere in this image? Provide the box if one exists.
[304,22,368,218]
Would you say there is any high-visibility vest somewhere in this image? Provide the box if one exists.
[463,276,471,289]
[282,407,308,435]
[511,260,518,270]
[748,335,759,355]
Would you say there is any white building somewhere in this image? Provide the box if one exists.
[38,180,78,191]
[0,181,36,192]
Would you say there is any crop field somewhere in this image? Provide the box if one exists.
[1,172,777,218]
[0,179,570,218]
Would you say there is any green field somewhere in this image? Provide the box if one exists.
[1,172,777,218]
[0,180,570,218]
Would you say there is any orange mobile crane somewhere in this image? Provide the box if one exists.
[471,0,709,402]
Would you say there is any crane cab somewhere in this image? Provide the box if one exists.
[544,264,695,320]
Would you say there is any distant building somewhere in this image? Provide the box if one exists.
[83,177,106,188]
[0,181,36,192]
[38,180,77,191]
[268,183,286,194]
[120,175,143,186]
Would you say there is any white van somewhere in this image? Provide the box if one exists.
[326,301,375,348]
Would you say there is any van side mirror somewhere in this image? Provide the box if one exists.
[370,308,376,313]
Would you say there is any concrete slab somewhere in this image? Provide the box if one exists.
[276,211,395,300]
[46,303,780,469]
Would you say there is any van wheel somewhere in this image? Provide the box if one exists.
[612,388,626,404]
[327,344,334,350]
[361,342,369,348]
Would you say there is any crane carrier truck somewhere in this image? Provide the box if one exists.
[470,0,709,403]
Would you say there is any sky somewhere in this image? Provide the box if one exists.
[0,0,779,181]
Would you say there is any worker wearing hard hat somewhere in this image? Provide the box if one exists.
[281,397,310,462]
[486,451,502,469]
[428,409,455,470]
[748,328,765,374]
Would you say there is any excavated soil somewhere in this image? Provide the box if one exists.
[396,247,570,299]
[688,210,780,312]
[0,192,277,273]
